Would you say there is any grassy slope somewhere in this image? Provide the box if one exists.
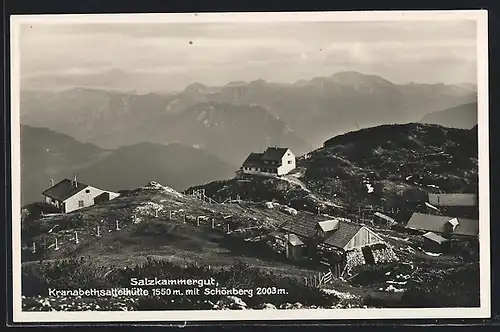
[21,185,321,279]
[303,123,478,210]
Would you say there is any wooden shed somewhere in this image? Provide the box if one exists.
[422,231,450,253]
[285,234,306,261]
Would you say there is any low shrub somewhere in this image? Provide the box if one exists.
[22,256,337,310]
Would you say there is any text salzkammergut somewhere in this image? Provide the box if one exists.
[129,277,217,287]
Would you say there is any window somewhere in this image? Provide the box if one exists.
[85,189,90,193]
[78,200,84,207]
[288,160,292,164]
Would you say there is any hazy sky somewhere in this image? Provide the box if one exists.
[19,20,477,91]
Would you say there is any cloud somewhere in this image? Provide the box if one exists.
[18,20,478,88]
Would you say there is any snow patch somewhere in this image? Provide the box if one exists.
[366,183,374,193]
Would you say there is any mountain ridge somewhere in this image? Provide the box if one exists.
[419,102,477,129]
[20,125,238,205]
[21,71,477,163]
[189,123,478,217]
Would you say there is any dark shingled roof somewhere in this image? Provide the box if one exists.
[241,152,270,168]
[42,178,88,201]
[322,221,363,249]
[406,213,479,237]
[280,212,325,239]
[261,147,289,161]
[262,148,288,161]
[280,212,365,249]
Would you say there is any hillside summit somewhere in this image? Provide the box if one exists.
[190,123,478,217]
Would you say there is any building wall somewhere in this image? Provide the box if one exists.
[93,191,120,205]
[44,196,61,209]
[63,186,108,213]
[343,227,384,251]
[277,150,296,175]
[109,192,120,200]
[423,238,449,253]
[241,166,278,176]
[286,243,305,261]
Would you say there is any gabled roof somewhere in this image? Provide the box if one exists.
[286,234,305,246]
[423,232,449,244]
[406,213,478,237]
[42,178,89,201]
[280,212,327,239]
[428,193,477,207]
[447,218,459,227]
[323,222,364,249]
[261,147,290,161]
[242,152,263,166]
[373,212,397,224]
[317,220,340,232]
[241,152,277,169]
[280,212,365,249]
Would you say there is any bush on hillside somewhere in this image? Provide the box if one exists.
[22,256,337,310]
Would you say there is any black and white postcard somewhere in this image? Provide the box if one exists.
[10,10,490,322]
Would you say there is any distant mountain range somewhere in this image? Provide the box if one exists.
[419,102,477,129]
[86,102,310,164]
[20,125,236,205]
[20,71,477,164]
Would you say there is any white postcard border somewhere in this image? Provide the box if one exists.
[10,10,490,323]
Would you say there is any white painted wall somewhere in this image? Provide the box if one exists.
[63,186,107,213]
[109,192,120,200]
[240,149,296,176]
[277,149,296,175]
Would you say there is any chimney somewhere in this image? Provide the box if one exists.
[50,178,54,187]
[73,175,77,186]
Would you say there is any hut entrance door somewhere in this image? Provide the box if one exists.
[362,246,375,265]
